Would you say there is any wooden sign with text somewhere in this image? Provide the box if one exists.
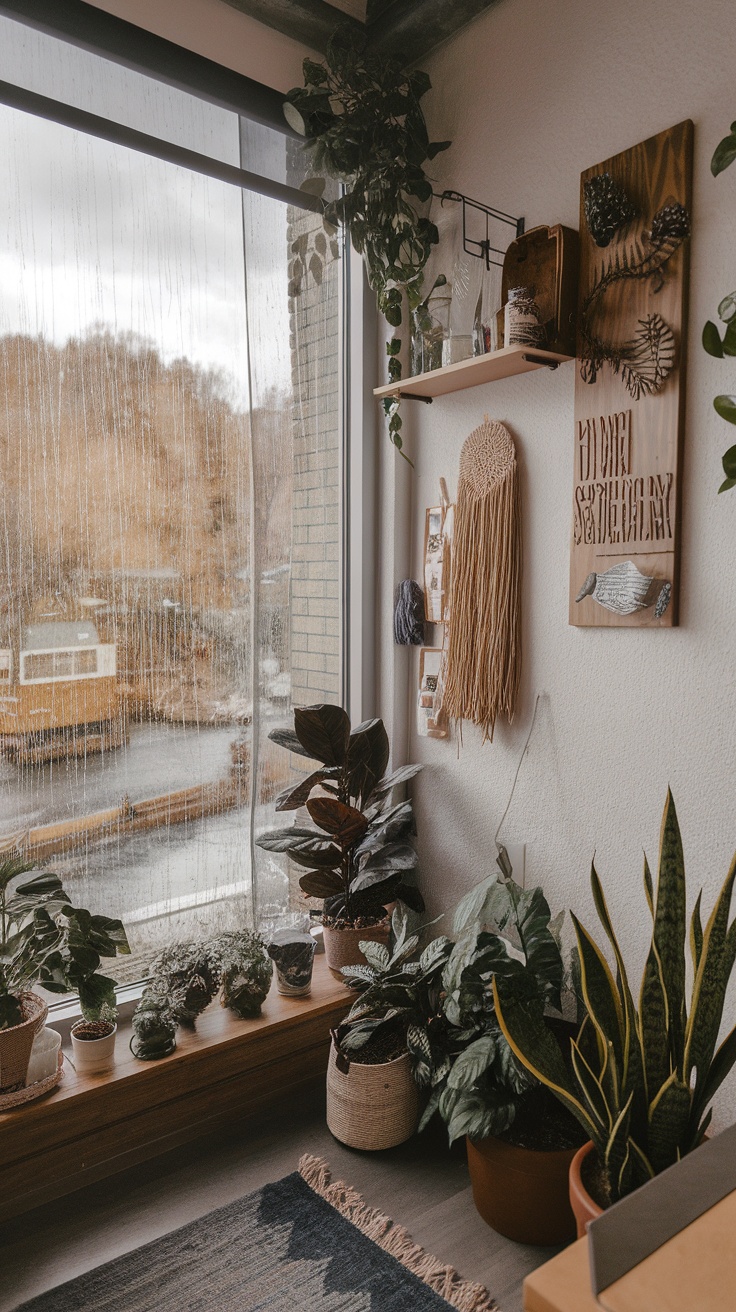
[570,121,693,627]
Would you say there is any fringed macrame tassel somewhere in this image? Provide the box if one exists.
[298,1155,496,1312]
[394,579,426,645]
[442,417,521,742]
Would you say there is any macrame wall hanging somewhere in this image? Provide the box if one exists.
[442,416,522,742]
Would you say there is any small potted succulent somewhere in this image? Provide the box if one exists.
[495,791,736,1235]
[329,911,453,1151]
[148,941,221,1028]
[257,704,424,974]
[412,852,585,1246]
[130,985,178,1061]
[0,857,129,1091]
[213,931,272,1018]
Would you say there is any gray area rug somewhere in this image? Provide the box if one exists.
[16,1155,496,1311]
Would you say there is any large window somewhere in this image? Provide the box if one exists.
[0,15,344,982]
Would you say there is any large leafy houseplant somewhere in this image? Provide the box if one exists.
[412,854,568,1146]
[494,791,736,1206]
[283,25,450,461]
[256,705,424,931]
[702,122,736,491]
[0,857,130,1029]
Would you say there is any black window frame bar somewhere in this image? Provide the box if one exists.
[0,77,322,212]
[0,0,294,136]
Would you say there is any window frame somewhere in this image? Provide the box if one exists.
[0,4,361,1020]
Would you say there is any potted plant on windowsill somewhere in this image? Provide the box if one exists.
[412,853,586,1246]
[71,1002,118,1076]
[0,857,130,1092]
[256,704,424,975]
[328,912,453,1150]
[494,790,736,1236]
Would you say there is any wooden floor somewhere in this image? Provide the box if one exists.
[0,1082,558,1312]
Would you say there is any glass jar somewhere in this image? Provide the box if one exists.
[411,292,451,375]
[504,286,545,348]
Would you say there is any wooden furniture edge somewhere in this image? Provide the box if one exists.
[0,958,349,1220]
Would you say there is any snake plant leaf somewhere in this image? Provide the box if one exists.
[647,1070,692,1174]
[639,933,670,1107]
[571,912,624,1065]
[570,1038,611,1135]
[643,855,654,915]
[590,865,642,1104]
[492,978,599,1143]
[653,790,687,1062]
[627,1138,656,1189]
[690,892,703,973]
[604,1090,634,1203]
[447,1034,496,1090]
[683,850,736,1093]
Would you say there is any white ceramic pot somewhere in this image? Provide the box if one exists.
[26,1026,62,1084]
[71,1021,117,1075]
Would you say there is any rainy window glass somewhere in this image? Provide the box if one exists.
[0,20,343,989]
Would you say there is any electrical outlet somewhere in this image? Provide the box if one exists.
[503,843,526,885]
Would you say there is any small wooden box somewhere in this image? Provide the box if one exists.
[501,223,579,355]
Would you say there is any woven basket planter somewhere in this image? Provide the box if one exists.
[322,921,390,976]
[0,992,48,1093]
[326,1038,419,1150]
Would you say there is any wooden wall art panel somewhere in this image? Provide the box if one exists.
[569,120,693,627]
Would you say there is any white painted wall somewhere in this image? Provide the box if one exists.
[373,0,736,1118]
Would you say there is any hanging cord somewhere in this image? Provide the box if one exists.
[494,693,540,848]
[394,579,426,645]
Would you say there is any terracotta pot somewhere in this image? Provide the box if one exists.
[326,1039,419,1150]
[322,921,390,976]
[0,992,48,1093]
[467,1132,579,1246]
[569,1140,604,1237]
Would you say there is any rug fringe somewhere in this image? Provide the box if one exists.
[298,1154,497,1312]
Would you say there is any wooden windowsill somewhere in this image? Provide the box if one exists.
[0,956,350,1220]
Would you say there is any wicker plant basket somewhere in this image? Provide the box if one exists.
[0,992,48,1094]
[326,1037,419,1150]
[322,921,390,976]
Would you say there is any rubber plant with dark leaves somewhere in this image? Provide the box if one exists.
[703,122,736,491]
[283,25,450,462]
[494,790,736,1207]
[256,705,424,936]
[410,850,570,1147]
[0,857,130,1029]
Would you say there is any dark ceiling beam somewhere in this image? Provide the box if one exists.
[220,0,499,64]
[0,0,294,132]
[218,0,362,54]
[368,0,498,61]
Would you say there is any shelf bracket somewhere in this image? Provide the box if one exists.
[386,389,433,404]
[522,353,559,370]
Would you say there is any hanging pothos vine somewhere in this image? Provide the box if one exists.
[703,122,736,492]
[284,26,450,463]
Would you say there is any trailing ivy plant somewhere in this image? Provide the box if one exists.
[283,25,450,462]
[703,122,736,491]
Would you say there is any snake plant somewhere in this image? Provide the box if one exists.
[494,790,736,1204]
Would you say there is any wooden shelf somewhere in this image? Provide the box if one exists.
[0,957,349,1221]
[373,345,574,400]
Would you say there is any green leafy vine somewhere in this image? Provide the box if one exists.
[703,121,736,491]
[284,25,450,461]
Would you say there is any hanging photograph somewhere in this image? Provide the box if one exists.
[569,120,693,628]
